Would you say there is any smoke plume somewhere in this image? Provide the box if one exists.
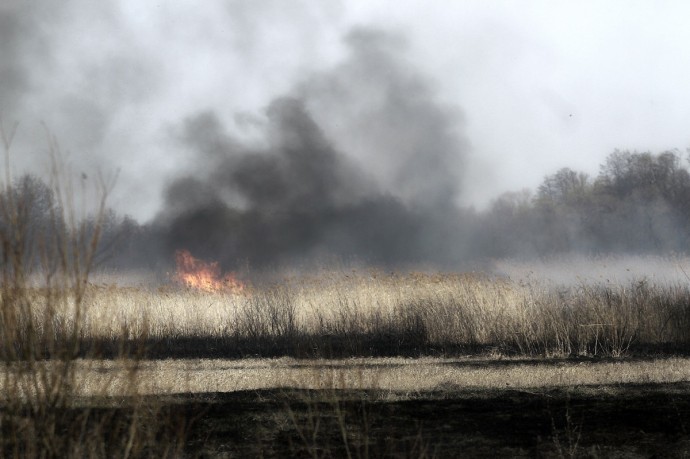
[156,28,469,269]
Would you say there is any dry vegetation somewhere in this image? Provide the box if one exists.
[5,267,689,456]
[2,129,690,456]
[7,228,690,457]
[7,238,690,458]
[70,268,690,359]
[0,126,189,458]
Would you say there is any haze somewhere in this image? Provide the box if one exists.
[2,1,690,222]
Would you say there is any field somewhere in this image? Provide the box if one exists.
[2,257,690,457]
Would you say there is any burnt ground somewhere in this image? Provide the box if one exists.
[117,382,690,457]
[73,335,690,360]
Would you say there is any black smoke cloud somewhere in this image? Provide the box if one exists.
[298,29,467,208]
[156,29,469,269]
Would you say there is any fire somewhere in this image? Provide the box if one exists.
[173,249,245,294]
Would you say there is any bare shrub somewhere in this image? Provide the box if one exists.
[0,122,186,457]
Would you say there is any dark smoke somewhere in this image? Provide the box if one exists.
[156,29,469,269]
[298,28,467,208]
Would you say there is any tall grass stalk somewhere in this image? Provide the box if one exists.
[0,122,185,457]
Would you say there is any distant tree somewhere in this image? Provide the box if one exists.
[536,167,589,206]
[82,210,163,270]
[0,174,63,270]
[597,150,690,201]
[477,149,690,258]
[477,189,539,257]
[594,150,690,252]
[0,174,160,272]
[531,168,595,253]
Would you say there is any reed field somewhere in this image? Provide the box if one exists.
[3,263,690,457]
[30,264,690,360]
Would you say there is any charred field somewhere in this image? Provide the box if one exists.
[16,380,690,458]
[84,383,690,458]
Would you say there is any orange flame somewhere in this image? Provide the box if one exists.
[173,249,245,294]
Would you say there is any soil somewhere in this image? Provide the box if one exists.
[152,382,690,457]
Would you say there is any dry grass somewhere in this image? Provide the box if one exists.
[38,268,690,359]
[5,355,689,398]
[7,259,690,457]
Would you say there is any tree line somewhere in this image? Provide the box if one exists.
[4,149,690,270]
[471,150,690,258]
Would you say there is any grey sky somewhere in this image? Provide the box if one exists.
[2,1,690,220]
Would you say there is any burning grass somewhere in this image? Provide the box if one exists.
[172,249,246,294]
